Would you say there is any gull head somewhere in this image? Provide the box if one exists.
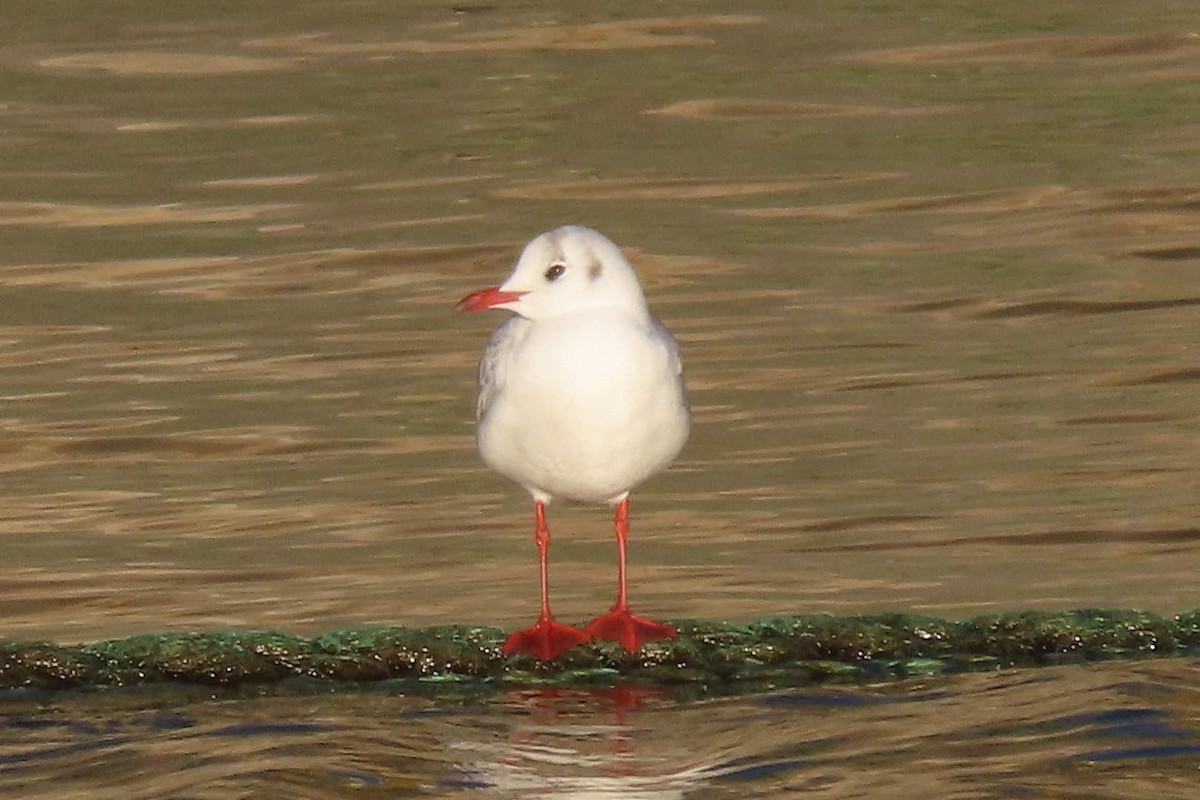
[456,225,650,321]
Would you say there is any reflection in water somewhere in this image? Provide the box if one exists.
[452,689,712,799]
[4,661,1200,799]
[444,663,1200,799]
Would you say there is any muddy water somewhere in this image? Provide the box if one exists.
[1,2,1200,796]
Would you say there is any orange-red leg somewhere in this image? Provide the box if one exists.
[584,497,676,652]
[502,500,591,660]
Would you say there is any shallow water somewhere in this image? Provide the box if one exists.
[2,0,1200,795]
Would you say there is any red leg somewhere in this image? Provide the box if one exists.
[502,500,591,660]
[585,497,676,652]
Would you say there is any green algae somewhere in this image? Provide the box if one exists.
[2,609,1195,693]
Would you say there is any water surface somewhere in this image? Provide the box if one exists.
[1,0,1199,795]
[5,659,1200,798]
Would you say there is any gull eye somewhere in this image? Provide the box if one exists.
[544,263,566,282]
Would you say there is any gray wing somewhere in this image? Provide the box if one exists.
[476,315,529,421]
[652,315,689,412]
[652,317,684,376]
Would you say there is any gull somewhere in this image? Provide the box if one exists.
[456,225,689,660]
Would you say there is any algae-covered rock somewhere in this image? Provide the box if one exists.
[0,609,1192,693]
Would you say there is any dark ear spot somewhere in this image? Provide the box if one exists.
[588,260,603,281]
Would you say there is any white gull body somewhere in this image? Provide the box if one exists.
[472,226,689,505]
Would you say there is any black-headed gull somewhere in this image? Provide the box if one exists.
[457,225,689,660]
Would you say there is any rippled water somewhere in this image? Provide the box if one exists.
[6,660,1200,799]
[2,1,1200,796]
